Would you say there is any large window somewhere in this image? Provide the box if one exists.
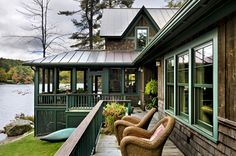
[177,53,189,119]
[164,30,217,141]
[124,69,137,93]
[136,28,148,50]
[194,42,213,130]
[109,68,122,93]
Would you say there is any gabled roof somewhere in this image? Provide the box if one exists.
[133,0,236,65]
[24,50,139,66]
[100,7,178,37]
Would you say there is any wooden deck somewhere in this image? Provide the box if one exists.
[94,108,184,156]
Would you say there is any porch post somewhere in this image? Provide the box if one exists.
[53,67,58,94]
[121,68,125,95]
[84,69,87,91]
[34,67,39,136]
[72,67,77,93]
[47,69,50,92]
[42,68,45,92]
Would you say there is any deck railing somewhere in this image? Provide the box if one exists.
[38,94,67,106]
[55,100,104,156]
[66,93,136,111]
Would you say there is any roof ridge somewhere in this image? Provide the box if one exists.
[103,8,178,10]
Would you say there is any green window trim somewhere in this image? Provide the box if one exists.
[164,29,218,142]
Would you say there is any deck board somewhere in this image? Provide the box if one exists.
[94,108,184,156]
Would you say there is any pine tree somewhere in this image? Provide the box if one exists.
[165,0,186,8]
[59,0,134,50]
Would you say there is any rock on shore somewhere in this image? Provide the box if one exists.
[4,119,33,137]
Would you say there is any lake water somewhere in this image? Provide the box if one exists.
[0,84,34,141]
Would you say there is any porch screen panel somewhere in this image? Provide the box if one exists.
[59,70,72,92]
[109,68,122,93]
[177,53,189,118]
[194,42,213,130]
[166,58,174,111]
[76,70,85,93]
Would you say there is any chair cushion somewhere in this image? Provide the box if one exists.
[149,124,165,141]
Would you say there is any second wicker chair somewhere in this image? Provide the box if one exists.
[114,108,157,145]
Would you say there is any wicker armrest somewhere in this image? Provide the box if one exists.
[121,136,155,150]
[122,116,141,124]
[123,126,152,139]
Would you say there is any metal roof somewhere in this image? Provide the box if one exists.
[100,7,178,37]
[25,50,139,66]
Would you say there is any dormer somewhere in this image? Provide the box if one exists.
[100,6,178,51]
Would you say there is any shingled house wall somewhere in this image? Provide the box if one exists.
[156,12,236,156]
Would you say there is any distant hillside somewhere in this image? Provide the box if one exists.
[0,58,34,84]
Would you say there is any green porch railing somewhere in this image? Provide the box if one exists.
[38,94,66,106]
[66,93,137,111]
[55,100,104,156]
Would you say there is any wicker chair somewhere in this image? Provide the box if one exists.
[120,116,175,156]
[114,108,157,145]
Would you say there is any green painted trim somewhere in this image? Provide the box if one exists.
[173,55,177,116]
[212,28,218,142]
[189,49,193,124]
[164,29,218,142]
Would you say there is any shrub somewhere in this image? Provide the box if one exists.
[102,102,126,134]
[145,79,157,95]
[15,113,34,123]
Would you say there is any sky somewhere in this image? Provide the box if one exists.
[0,0,166,61]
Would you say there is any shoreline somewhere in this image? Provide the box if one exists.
[0,131,33,145]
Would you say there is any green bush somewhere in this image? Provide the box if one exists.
[102,102,126,134]
[145,79,158,95]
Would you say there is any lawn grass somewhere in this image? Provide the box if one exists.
[0,133,64,156]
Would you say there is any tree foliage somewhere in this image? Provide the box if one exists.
[59,0,134,49]
[0,58,34,84]
[0,68,7,82]
[165,0,186,8]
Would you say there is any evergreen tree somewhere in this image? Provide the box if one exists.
[165,0,186,8]
[59,0,134,50]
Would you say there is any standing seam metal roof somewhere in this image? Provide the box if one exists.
[25,50,139,66]
[100,8,178,37]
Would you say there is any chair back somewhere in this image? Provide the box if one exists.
[137,108,157,129]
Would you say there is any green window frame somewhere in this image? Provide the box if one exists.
[164,29,218,142]
[135,27,149,50]
[166,57,175,112]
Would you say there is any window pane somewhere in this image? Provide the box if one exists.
[136,28,148,49]
[195,87,213,126]
[124,69,136,93]
[177,53,189,117]
[194,43,213,84]
[166,57,174,111]
[194,42,213,129]
[109,69,122,93]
